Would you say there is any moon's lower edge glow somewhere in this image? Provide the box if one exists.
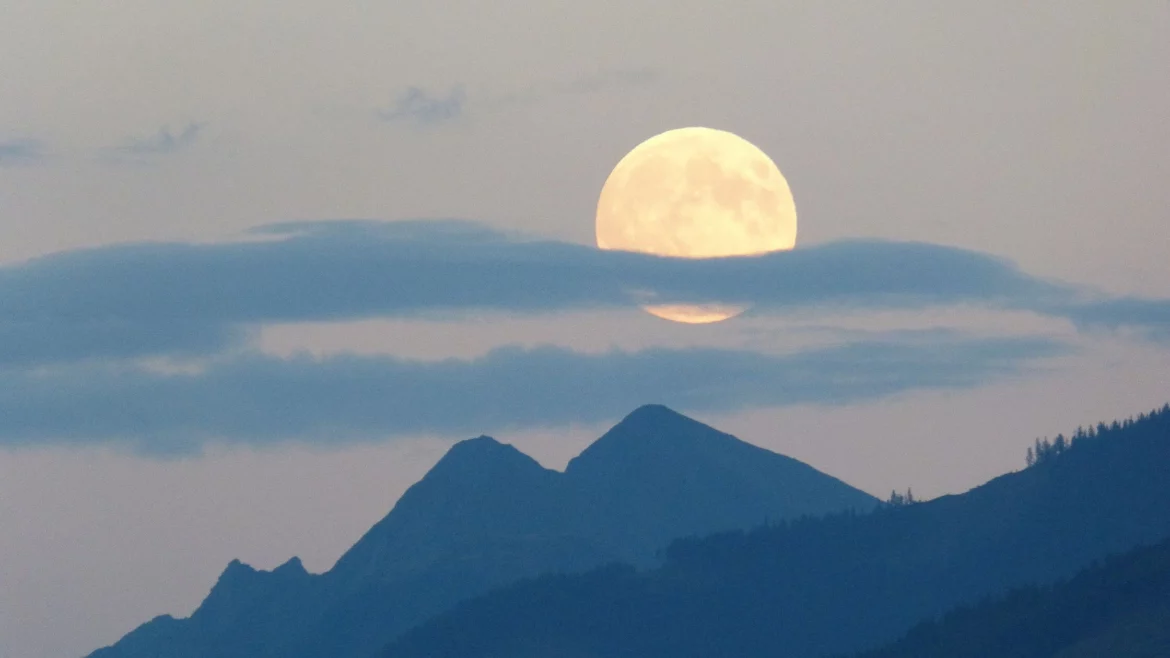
[595,126,797,324]
[644,304,746,324]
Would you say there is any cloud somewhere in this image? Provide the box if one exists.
[0,138,45,165]
[378,87,465,125]
[1066,298,1170,342]
[12,219,1165,452]
[0,218,1060,320]
[0,218,1164,369]
[566,68,660,93]
[0,334,1065,452]
[0,319,244,367]
[377,70,658,125]
[492,68,662,107]
[112,122,205,156]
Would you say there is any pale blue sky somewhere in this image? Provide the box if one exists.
[1,2,1169,657]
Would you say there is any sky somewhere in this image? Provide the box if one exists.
[1,2,1169,657]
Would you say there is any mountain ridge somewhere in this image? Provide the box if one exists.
[379,404,1170,658]
[89,404,876,658]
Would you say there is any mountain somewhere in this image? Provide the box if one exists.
[854,534,1170,658]
[330,435,584,583]
[92,558,318,658]
[88,405,876,658]
[564,404,876,562]
[381,404,1170,658]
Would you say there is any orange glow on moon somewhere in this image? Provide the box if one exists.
[595,127,797,323]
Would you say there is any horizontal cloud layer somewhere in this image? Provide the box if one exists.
[0,334,1064,452]
[3,219,1063,320]
[2,218,1141,363]
[0,319,243,367]
[0,218,1163,451]
[1066,297,1170,342]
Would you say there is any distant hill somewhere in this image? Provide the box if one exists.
[854,534,1170,658]
[88,405,875,658]
[381,405,1170,658]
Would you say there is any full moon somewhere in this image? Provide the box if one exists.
[595,127,797,323]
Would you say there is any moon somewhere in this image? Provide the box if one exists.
[595,127,797,323]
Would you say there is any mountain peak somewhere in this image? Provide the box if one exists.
[445,435,505,456]
[620,403,690,426]
[210,557,309,595]
[566,405,730,474]
[610,404,720,439]
[423,435,546,483]
[328,434,564,584]
[218,559,256,583]
[273,556,307,577]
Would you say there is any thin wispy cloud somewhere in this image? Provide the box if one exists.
[0,138,46,166]
[492,68,662,107]
[568,68,660,93]
[111,122,205,156]
[376,70,659,126]
[0,335,1065,453]
[378,86,466,125]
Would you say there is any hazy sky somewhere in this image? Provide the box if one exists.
[2,2,1169,657]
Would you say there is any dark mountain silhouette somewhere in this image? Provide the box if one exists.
[331,435,582,583]
[94,558,319,658]
[564,404,875,563]
[381,404,1170,658]
[88,405,876,658]
[854,534,1170,658]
